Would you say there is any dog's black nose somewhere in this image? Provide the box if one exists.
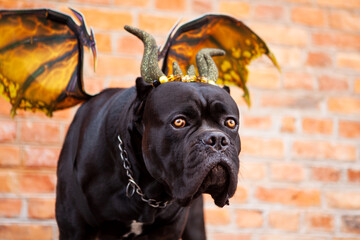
[204,132,229,151]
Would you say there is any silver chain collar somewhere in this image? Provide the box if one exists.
[117,135,169,208]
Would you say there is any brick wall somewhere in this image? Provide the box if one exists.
[0,0,359,239]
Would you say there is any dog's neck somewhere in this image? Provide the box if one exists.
[116,129,176,223]
[109,95,174,223]
[117,134,170,209]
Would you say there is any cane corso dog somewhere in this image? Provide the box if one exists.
[56,26,241,240]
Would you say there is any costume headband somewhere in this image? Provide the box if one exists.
[124,26,223,88]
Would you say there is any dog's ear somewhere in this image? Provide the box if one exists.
[133,77,153,135]
[223,85,230,94]
[136,77,153,99]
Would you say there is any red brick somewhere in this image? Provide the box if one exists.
[254,5,284,20]
[311,167,341,182]
[317,0,360,9]
[306,52,332,67]
[280,0,313,3]
[256,187,321,207]
[283,72,314,90]
[83,76,105,96]
[204,208,230,225]
[229,86,248,107]
[212,233,251,240]
[269,211,299,231]
[0,0,55,9]
[251,23,308,47]
[318,75,349,91]
[0,97,12,116]
[281,0,313,3]
[236,210,263,228]
[52,108,75,121]
[219,1,251,19]
[76,8,132,31]
[192,0,213,13]
[95,33,112,53]
[293,140,356,161]
[109,79,137,89]
[155,0,186,11]
[17,106,73,120]
[242,137,284,159]
[281,116,296,133]
[306,213,334,232]
[328,11,360,31]
[302,118,333,135]
[328,97,360,115]
[341,215,360,234]
[231,186,248,204]
[271,163,304,182]
[348,169,360,183]
[333,238,360,240]
[240,162,266,180]
[0,199,22,218]
[0,224,53,240]
[23,146,60,168]
[261,236,327,240]
[96,55,140,77]
[261,94,321,110]
[0,173,17,193]
[18,174,56,194]
[291,6,326,27]
[83,53,95,77]
[271,46,302,68]
[355,79,360,93]
[248,68,281,89]
[117,35,144,55]
[313,32,360,50]
[114,0,149,7]
[0,0,28,8]
[242,115,272,130]
[138,14,179,34]
[0,145,20,167]
[326,191,360,209]
[74,0,111,4]
[20,121,60,144]
[336,52,360,72]
[339,120,360,138]
[0,120,16,142]
[203,194,213,204]
[28,198,55,219]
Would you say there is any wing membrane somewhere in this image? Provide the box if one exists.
[161,15,279,106]
[0,9,95,116]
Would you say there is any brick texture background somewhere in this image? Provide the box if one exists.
[0,0,359,239]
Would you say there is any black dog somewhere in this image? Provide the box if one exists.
[56,26,240,240]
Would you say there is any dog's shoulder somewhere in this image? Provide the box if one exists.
[76,87,134,114]
[67,87,135,134]
[91,87,135,106]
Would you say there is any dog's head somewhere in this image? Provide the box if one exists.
[125,25,240,207]
[137,79,240,207]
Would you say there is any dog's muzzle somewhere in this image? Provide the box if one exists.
[175,130,239,207]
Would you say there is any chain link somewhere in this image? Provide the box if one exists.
[117,135,169,209]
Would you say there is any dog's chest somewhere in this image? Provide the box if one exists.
[122,220,143,238]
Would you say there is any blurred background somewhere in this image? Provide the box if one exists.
[0,0,359,239]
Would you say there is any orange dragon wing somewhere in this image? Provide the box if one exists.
[161,14,279,106]
[0,9,96,116]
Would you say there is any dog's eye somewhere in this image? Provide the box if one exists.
[225,118,236,129]
[173,118,186,128]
